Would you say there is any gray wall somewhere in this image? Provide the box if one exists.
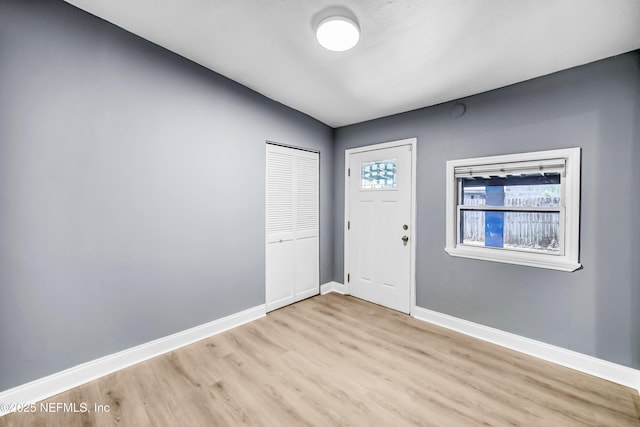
[333,52,640,369]
[0,0,333,390]
[633,78,640,369]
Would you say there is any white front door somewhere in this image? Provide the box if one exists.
[346,141,414,313]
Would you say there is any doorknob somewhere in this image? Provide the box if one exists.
[401,235,409,244]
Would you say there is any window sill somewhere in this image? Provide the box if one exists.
[444,245,581,272]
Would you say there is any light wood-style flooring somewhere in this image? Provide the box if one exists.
[1,293,639,426]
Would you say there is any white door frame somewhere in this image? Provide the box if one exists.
[344,137,417,314]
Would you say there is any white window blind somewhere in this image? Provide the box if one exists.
[454,158,566,179]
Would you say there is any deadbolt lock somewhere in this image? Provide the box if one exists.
[403,224,408,230]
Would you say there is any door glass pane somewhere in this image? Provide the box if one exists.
[361,159,396,189]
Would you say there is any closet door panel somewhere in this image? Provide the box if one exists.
[266,144,319,312]
[266,239,295,311]
[295,236,319,300]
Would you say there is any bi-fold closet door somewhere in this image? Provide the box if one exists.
[265,143,319,312]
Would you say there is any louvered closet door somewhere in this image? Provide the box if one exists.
[266,144,319,312]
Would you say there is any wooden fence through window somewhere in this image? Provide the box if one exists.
[462,195,560,252]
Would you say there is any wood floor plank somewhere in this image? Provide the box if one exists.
[1,293,638,426]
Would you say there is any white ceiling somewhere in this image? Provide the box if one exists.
[63,0,640,128]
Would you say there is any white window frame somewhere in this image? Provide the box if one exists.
[445,147,581,272]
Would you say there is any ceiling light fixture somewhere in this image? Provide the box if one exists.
[315,16,360,52]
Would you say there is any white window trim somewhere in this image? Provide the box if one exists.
[445,147,581,272]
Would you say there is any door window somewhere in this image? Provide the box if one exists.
[361,159,396,190]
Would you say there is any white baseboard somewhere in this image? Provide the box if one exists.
[321,281,347,295]
[0,304,266,417]
[412,306,640,392]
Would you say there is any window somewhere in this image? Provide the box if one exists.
[445,148,581,271]
[361,159,397,190]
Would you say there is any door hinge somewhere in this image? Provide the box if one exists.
[348,168,350,177]
[347,273,350,283]
[347,221,350,230]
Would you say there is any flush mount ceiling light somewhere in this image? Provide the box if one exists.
[315,15,360,52]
